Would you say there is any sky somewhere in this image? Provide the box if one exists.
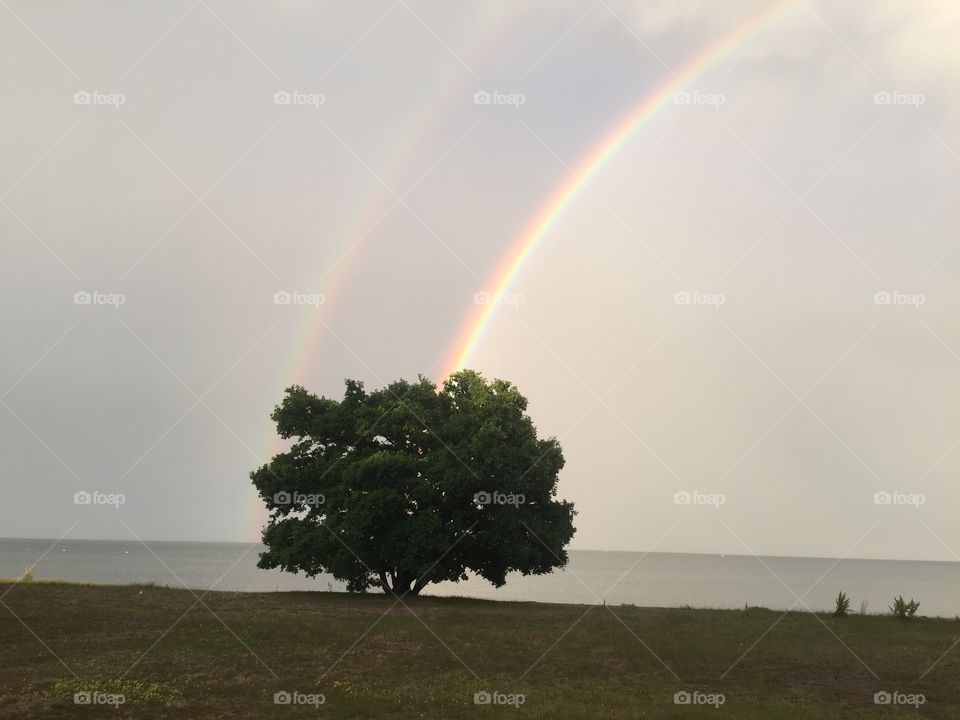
[2,0,960,561]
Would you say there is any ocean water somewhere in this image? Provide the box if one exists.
[3,538,959,617]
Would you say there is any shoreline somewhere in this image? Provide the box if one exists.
[1,579,957,619]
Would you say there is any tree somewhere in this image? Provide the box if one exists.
[250,369,576,596]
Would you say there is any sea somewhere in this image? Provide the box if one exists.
[3,538,959,617]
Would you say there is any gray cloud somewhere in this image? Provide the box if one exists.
[2,0,959,561]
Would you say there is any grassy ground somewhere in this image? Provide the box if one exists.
[0,582,958,718]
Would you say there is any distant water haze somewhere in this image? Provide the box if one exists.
[4,538,959,618]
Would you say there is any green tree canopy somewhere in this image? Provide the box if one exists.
[251,369,576,596]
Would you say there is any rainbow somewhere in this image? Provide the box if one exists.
[281,5,517,393]
[249,7,519,538]
[437,0,796,383]
[250,1,796,540]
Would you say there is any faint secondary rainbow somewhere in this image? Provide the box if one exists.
[249,7,520,539]
[437,0,796,384]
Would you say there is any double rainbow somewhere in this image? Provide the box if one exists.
[251,7,517,537]
[253,1,796,539]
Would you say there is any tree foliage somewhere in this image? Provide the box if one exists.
[251,370,576,595]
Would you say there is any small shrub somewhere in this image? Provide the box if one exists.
[889,596,919,619]
[833,591,851,617]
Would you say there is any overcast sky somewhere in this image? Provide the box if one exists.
[2,0,960,561]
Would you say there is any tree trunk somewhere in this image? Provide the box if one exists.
[393,573,413,596]
[379,570,422,597]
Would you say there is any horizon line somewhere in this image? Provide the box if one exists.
[2,536,958,566]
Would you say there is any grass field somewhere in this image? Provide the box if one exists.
[1,581,958,718]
